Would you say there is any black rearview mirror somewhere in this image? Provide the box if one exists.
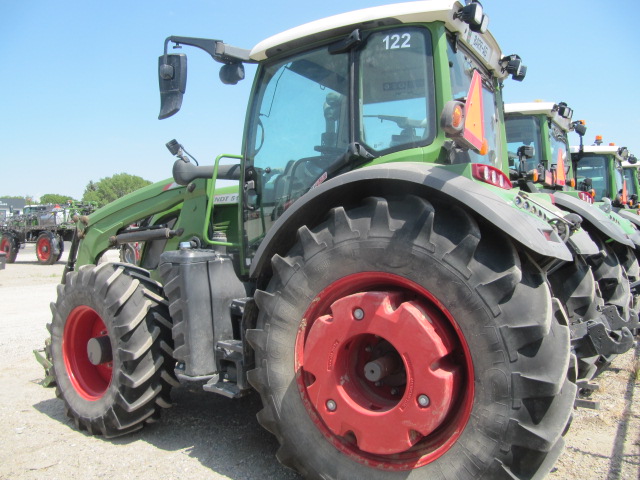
[158,54,187,120]
[517,145,535,159]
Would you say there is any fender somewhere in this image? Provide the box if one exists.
[554,193,635,248]
[616,209,640,246]
[250,162,572,279]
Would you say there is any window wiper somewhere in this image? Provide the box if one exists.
[364,114,425,129]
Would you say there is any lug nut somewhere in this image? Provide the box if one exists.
[326,399,337,411]
[418,394,430,408]
[353,308,364,320]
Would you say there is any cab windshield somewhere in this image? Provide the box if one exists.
[576,155,609,200]
[548,122,570,178]
[447,37,502,168]
[245,26,435,245]
[504,114,541,171]
[623,168,638,196]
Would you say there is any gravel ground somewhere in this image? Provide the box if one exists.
[0,243,638,479]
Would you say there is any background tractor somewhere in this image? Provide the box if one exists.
[0,202,96,265]
[504,102,640,388]
[44,2,592,478]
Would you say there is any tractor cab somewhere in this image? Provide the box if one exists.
[156,0,538,272]
[504,101,585,193]
[573,137,633,208]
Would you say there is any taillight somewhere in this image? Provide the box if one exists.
[578,191,593,204]
[471,164,513,189]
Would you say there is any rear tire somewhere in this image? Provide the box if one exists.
[1,233,19,263]
[248,196,574,479]
[49,263,176,437]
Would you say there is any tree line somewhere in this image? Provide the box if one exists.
[2,173,151,208]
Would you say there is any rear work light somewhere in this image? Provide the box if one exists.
[471,164,512,190]
[578,191,594,204]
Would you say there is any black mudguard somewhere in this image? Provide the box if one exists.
[554,193,635,248]
[250,163,572,279]
[616,209,640,247]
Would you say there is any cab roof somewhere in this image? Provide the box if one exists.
[250,1,507,79]
[570,144,623,157]
[504,102,572,132]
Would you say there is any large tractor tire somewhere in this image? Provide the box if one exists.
[611,243,640,322]
[49,263,176,437]
[248,196,575,480]
[36,232,58,265]
[585,235,637,377]
[0,233,19,263]
[587,234,631,319]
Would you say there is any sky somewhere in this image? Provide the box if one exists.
[1,0,638,201]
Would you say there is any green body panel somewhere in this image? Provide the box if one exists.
[76,177,240,277]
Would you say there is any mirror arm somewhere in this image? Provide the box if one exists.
[164,36,253,65]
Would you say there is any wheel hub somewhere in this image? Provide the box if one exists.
[301,291,458,455]
[63,306,113,400]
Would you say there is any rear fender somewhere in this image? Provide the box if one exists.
[250,163,572,280]
[554,193,635,248]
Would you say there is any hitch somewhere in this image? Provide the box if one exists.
[586,323,634,356]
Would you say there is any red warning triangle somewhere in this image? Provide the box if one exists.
[463,70,485,152]
[556,148,566,186]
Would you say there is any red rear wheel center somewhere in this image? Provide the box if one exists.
[295,273,473,470]
[37,237,51,261]
[63,306,113,400]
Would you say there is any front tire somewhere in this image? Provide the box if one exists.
[248,196,575,479]
[49,263,176,437]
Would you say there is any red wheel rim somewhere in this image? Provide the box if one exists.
[37,236,51,262]
[295,273,474,470]
[63,306,113,400]
[0,237,9,254]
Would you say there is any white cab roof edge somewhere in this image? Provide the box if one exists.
[249,1,507,78]
[570,144,623,158]
[505,101,572,132]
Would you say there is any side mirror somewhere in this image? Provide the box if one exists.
[629,154,638,165]
[573,122,587,137]
[517,145,535,159]
[219,63,245,85]
[158,54,187,120]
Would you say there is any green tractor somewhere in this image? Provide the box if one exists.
[504,102,640,383]
[574,137,640,222]
[45,2,591,478]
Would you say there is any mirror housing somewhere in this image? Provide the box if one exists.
[572,121,587,137]
[628,154,638,165]
[517,145,535,160]
[158,54,187,119]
